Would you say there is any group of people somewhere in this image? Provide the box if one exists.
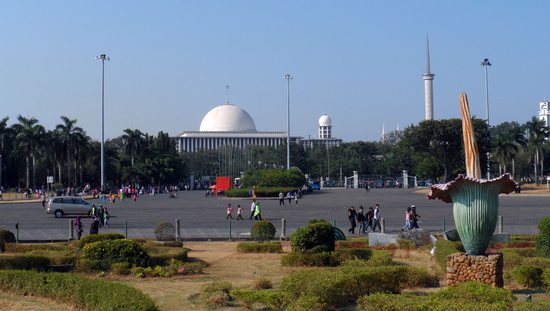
[347,204,381,234]
[278,190,301,206]
[401,205,421,231]
[224,199,263,220]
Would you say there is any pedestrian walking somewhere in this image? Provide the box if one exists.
[365,206,374,232]
[357,206,366,234]
[254,200,262,220]
[98,205,105,228]
[410,205,421,229]
[103,208,110,228]
[286,192,292,204]
[249,199,256,219]
[40,194,46,208]
[236,204,243,220]
[348,206,357,234]
[75,216,83,240]
[279,191,285,205]
[226,203,234,219]
[401,207,412,231]
[372,204,381,232]
[294,192,299,205]
[90,216,99,234]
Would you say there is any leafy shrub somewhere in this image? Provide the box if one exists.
[0,239,4,253]
[78,233,125,248]
[231,289,287,311]
[0,229,16,243]
[397,239,416,250]
[291,221,335,253]
[333,248,372,261]
[4,243,69,253]
[111,262,131,275]
[536,216,550,258]
[431,281,515,306]
[279,265,434,308]
[281,251,340,267]
[254,277,273,289]
[200,281,233,307]
[236,242,282,253]
[287,295,326,311]
[131,260,206,278]
[225,188,251,197]
[82,239,149,270]
[543,268,550,291]
[0,270,158,311]
[149,249,189,266]
[154,221,175,241]
[435,240,464,271]
[511,265,544,288]
[0,255,50,270]
[357,293,426,311]
[251,220,276,241]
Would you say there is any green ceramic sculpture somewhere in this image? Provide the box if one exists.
[428,94,515,255]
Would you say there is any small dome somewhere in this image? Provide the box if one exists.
[200,104,257,132]
[319,114,332,127]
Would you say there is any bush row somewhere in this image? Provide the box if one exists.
[82,239,150,270]
[281,248,373,267]
[0,255,51,270]
[236,242,283,253]
[509,257,550,288]
[0,270,158,311]
[130,260,206,278]
[537,216,550,258]
[357,281,516,311]
[279,265,437,308]
[78,233,126,248]
[4,243,69,253]
[149,249,189,266]
[225,187,299,197]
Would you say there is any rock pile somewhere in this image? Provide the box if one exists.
[446,252,503,287]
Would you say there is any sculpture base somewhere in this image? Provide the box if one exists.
[446,252,503,288]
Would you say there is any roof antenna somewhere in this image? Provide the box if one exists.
[225,85,230,104]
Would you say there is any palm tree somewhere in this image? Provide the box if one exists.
[122,129,145,166]
[0,117,12,188]
[13,115,45,188]
[72,131,91,187]
[492,134,518,175]
[56,116,85,187]
[524,117,549,185]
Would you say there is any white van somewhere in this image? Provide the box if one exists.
[46,196,91,218]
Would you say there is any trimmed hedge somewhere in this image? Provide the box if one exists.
[358,281,515,311]
[0,229,16,243]
[279,265,437,308]
[231,289,287,311]
[82,239,149,270]
[199,281,233,307]
[78,233,125,248]
[4,243,69,253]
[149,249,189,266]
[281,251,340,267]
[536,216,550,258]
[333,248,372,261]
[131,260,206,278]
[236,242,283,253]
[241,168,305,188]
[0,255,50,270]
[511,265,544,288]
[290,220,335,253]
[251,221,276,241]
[226,187,298,197]
[0,270,158,311]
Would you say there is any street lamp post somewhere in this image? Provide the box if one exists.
[96,54,110,192]
[481,58,492,180]
[284,74,293,170]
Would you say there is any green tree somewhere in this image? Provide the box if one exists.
[122,128,145,166]
[56,116,85,187]
[13,115,45,188]
[524,117,549,185]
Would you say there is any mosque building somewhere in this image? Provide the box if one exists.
[175,104,340,153]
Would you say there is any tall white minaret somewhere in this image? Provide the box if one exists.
[423,35,435,120]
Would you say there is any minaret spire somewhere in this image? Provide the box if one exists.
[425,34,431,74]
[225,85,230,104]
[381,122,386,143]
[423,34,435,121]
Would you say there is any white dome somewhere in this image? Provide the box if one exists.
[319,114,332,127]
[199,104,257,132]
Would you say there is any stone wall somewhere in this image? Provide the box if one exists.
[446,252,503,287]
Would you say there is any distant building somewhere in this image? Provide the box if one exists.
[175,103,300,153]
[301,114,342,149]
[539,101,549,127]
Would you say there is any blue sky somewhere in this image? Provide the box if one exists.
[1,1,549,141]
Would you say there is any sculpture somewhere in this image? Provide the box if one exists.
[428,93,516,255]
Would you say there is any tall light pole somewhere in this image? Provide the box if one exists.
[284,74,293,170]
[481,58,492,180]
[96,54,110,192]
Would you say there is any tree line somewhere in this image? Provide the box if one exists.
[0,115,547,191]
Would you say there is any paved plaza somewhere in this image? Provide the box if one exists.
[0,188,547,241]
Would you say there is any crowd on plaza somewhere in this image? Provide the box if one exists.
[347,204,421,235]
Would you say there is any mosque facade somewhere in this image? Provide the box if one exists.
[175,104,340,153]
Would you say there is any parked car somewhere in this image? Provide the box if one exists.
[46,196,91,218]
